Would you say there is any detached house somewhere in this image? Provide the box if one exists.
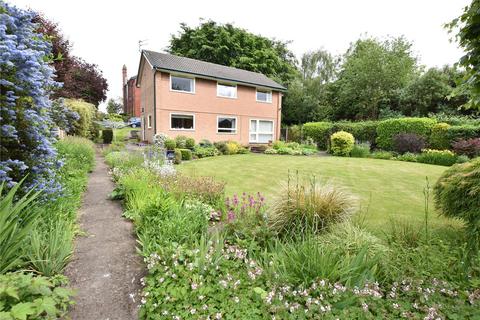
[136,50,285,145]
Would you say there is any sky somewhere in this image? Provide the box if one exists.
[13,0,470,112]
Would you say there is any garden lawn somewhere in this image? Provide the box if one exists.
[179,154,457,231]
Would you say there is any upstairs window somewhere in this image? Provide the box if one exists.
[217,83,237,98]
[256,89,272,103]
[170,75,194,93]
[170,114,194,130]
[217,117,237,134]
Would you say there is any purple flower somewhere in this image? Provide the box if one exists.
[227,211,236,222]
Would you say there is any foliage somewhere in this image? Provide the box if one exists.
[164,175,225,207]
[376,117,436,150]
[102,129,113,144]
[225,141,240,155]
[392,133,426,154]
[164,138,176,150]
[332,37,417,119]
[277,147,295,155]
[33,13,108,106]
[199,139,213,147]
[434,158,480,257]
[452,138,480,158]
[329,131,354,156]
[174,135,188,149]
[106,98,122,114]
[395,152,418,162]
[369,151,393,160]
[48,99,80,133]
[302,122,333,149]
[104,151,143,175]
[179,149,192,161]
[446,124,480,145]
[264,148,278,155]
[429,122,451,149]
[332,121,379,146]
[63,98,97,138]
[185,137,195,149]
[268,178,358,237]
[168,20,297,85]
[0,3,62,195]
[174,149,182,164]
[350,143,370,158]
[0,180,41,274]
[416,149,458,166]
[447,0,480,109]
[192,145,219,158]
[0,273,74,319]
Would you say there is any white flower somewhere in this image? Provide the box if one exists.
[215,312,222,319]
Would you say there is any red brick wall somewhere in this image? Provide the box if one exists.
[124,78,141,117]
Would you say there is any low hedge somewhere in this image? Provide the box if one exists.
[376,117,436,150]
[303,122,333,149]
[446,125,480,146]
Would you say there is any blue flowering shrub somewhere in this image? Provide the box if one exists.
[0,2,62,195]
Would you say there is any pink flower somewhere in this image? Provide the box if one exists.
[227,211,236,222]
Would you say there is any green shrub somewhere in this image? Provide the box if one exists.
[174,149,182,164]
[286,124,303,142]
[333,121,379,146]
[277,147,294,155]
[0,273,74,319]
[264,148,278,154]
[395,152,418,162]
[369,151,393,160]
[237,146,249,154]
[193,145,219,158]
[350,143,370,158]
[164,138,176,150]
[330,131,354,156]
[434,158,480,257]
[179,148,192,161]
[272,140,286,150]
[376,117,436,150]
[457,155,470,163]
[303,122,333,150]
[102,128,113,144]
[268,179,358,236]
[416,149,458,166]
[225,141,239,155]
[0,180,41,274]
[301,148,316,156]
[430,123,451,149]
[446,125,480,146]
[214,141,227,154]
[175,135,188,148]
[64,98,96,138]
[185,137,195,149]
[285,142,300,150]
[199,139,213,147]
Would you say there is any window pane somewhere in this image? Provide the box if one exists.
[258,134,273,143]
[250,120,257,132]
[250,133,257,141]
[218,117,236,133]
[259,120,273,132]
[171,114,194,129]
[218,84,237,98]
[171,76,193,92]
[256,90,272,102]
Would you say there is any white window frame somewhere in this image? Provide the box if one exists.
[249,119,274,143]
[216,82,237,99]
[170,74,195,94]
[147,114,152,129]
[256,89,272,103]
[216,116,237,134]
[170,113,195,131]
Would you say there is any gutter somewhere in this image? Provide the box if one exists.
[153,69,157,134]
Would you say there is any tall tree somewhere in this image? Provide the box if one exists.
[447,0,480,110]
[106,98,123,114]
[34,14,108,107]
[168,20,298,85]
[332,37,418,120]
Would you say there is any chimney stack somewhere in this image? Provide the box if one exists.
[122,64,127,87]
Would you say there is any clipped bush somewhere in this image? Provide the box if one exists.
[175,135,188,148]
[268,179,358,236]
[330,131,354,156]
[417,149,458,166]
[174,149,182,164]
[434,158,480,256]
[102,128,113,144]
[303,122,333,150]
[164,138,176,150]
[376,117,436,150]
[350,143,370,158]
[179,148,192,161]
[264,148,278,154]
[392,133,425,154]
[452,138,480,158]
[185,137,195,149]
[430,123,451,150]
[333,121,379,146]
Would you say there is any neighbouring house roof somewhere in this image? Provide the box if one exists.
[140,50,286,91]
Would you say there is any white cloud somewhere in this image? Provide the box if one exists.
[13,0,469,111]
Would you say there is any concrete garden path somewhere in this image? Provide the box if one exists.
[65,150,144,320]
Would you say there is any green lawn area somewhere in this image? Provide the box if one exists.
[179,153,459,231]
